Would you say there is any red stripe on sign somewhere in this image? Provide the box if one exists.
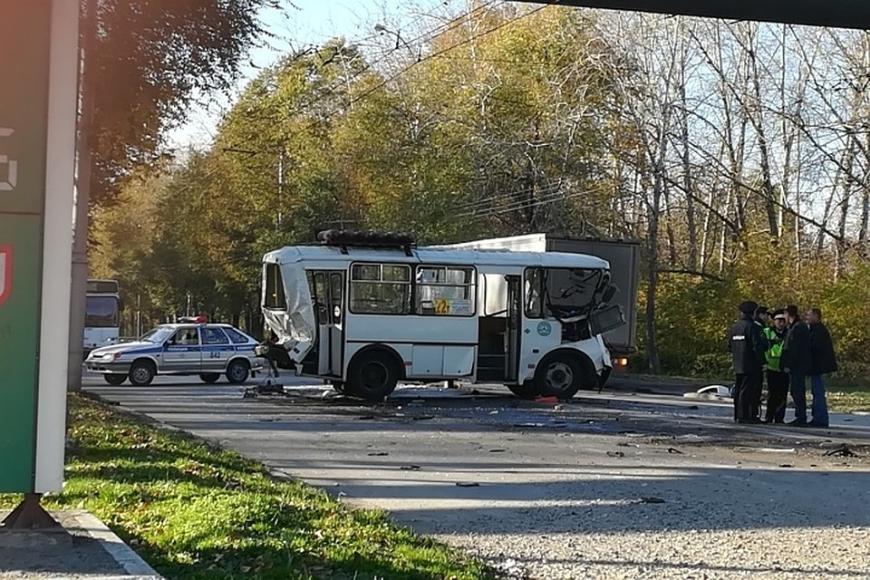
[0,245,11,306]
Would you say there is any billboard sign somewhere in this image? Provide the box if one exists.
[0,0,79,493]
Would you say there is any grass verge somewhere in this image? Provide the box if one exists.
[827,384,870,413]
[1,395,489,580]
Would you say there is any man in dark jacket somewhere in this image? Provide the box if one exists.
[781,304,812,426]
[806,308,837,427]
[728,301,767,424]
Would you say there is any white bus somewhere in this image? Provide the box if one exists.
[84,279,120,354]
[261,232,624,401]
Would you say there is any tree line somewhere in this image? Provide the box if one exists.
[90,4,870,380]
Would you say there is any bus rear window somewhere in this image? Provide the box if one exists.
[264,263,286,309]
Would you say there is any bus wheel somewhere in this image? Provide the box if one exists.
[508,383,540,399]
[199,373,220,384]
[535,353,583,400]
[103,374,126,386]
[348,351,399,402]
[226,360,250,385]
[129,360,156,386]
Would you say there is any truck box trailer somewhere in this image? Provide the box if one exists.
[443,234,640,361]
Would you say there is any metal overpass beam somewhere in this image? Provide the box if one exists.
[512,1,870,30]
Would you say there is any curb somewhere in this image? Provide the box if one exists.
[65,510,162,579]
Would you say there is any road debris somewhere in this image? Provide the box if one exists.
[824,444,859,458]
[400,465,421,471]
[667,447,683,454]
[367,452,388,456]
[635,496,666,504]
[607,451,625,458]
[455,482,480,487]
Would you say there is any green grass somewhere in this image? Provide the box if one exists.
[827,383,870,413]
[1,396,489,580]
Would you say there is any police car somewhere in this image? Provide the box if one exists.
[85,319,264,386]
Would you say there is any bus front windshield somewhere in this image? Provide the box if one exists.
[85,296,119,328]
[526,268,604,319]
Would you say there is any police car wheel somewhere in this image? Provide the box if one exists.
[226,360,250,385]
[129,360,156,386]
[534,353,584,400]
[199,373,220,384]
[103,374,126,386]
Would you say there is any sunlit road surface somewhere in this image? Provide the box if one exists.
[84,372,870,579]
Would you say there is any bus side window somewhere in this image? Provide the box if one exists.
[349,263,411,315]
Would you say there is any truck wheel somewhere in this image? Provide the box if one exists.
[199,373,221,384]
[347,350,399,402]
[103,374,126,386]
[534,353,584,400]
[129,360,156,386]
[226,360,250,385]
[508,383,541,399]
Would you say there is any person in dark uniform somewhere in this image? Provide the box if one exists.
[751,305,771,419]
[762,310,789,423]
[806,308,837,427]
[781,304,813,426]
[728,301,768,424]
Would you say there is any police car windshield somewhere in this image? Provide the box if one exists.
[140,326,175,344]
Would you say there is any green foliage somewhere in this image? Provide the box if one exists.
[1,396,489,579]
[85,0,270,203]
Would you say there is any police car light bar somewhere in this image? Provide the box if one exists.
[179,315,208,324]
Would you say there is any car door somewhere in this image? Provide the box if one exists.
[163,326,202,372]
[201,327,232,372]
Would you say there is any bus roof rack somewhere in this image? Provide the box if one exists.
[317,230,416,256]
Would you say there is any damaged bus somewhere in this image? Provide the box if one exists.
[261,231,625,402]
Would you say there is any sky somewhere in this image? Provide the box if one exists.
[166,0,452,151]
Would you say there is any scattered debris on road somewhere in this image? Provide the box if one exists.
[825,444,860,458]
[607,451,625,458]
[455,482,480,487]
[400,465,421,471]
[667,447,683,454]
[636,496,666,504]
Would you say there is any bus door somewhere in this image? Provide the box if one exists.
[310,271,344,377]
[477,274,521,382]
[505,275,521,382]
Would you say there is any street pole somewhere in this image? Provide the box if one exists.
[67,0,96,392]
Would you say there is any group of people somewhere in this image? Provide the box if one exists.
[728,301,838,427]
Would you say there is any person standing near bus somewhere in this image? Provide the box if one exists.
[781,304,812,426]
[752,305,771,419]
[806,308,836,428]
[762,310,789,423]
[728,301,767,424]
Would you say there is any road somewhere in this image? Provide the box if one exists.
[84,372,870,579]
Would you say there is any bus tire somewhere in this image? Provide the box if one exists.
[104,374,126,386]
[534,352,588,400]
[129,360,156,386]
[347,350,400,402]
[508,383,541,399]
[199,373,220,384]
[226,359,250,385]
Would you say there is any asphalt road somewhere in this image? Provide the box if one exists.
[83,372,870,579]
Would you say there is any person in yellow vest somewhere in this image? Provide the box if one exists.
[762,309,789,423]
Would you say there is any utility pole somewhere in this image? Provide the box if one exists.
[277,148,284,230]
[67,0,95,391]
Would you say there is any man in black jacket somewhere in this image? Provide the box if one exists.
[806,308,837,427]
[728,301,767,424]
[781,304,813,426]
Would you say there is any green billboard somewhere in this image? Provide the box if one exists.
[0,0,79,494]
